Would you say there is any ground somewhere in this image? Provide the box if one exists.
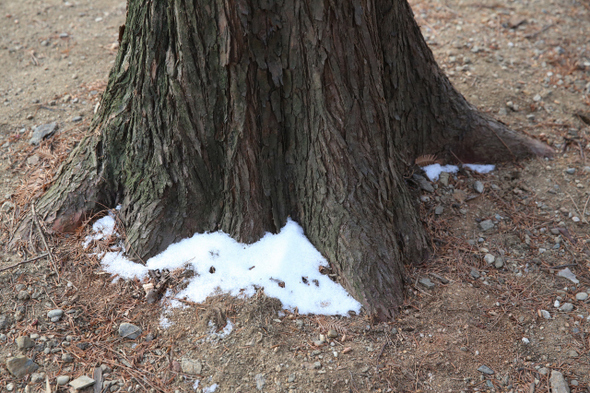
[1,0,590,392]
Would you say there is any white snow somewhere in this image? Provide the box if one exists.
[90,217,362,316]
[202,384,218,393]
[84,215,116,247]
[421,163,496,181]
[421,164,459,181]
[193,380,200,390]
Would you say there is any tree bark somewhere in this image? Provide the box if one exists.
[15,0,552,319]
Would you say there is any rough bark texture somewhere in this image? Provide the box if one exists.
[22,0,552,318]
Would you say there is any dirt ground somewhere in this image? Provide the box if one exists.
[1,0,590,392]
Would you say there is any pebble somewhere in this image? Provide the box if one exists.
[565,168,576,175]
[470,268,480,279]
[6,356,39,377]
[434,205,444,215]
[327,329,338,339]
[549,370,570,393]
[119,322,142,339]
[477,365,494,375]
[62,353,73,363]
[69,375,95,390]
[538,367,549,375]
[439,172,450,186]
[0,314,10,330]
[473,181,484,193]
[479,220,494,231]
[17,290,30,300]
[29,122,58,145]
[559,303,573,312]
[6,383,14,391]
[72,115,83,122]
[47,309,63,321]
[483,254,495,264]
[181,358,202,375]
[540,310,551,319]
[419,277,435,289]
[56,375,70,385]
[494,257,504,269]
[567,349,578,358]
[16,336,34,350]
[313,361,322,369]
[575,292,588,301]
[30,372,45,383]
[255,373,266,390]
[413,174,434,193]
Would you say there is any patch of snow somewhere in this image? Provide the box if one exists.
[464,164,495,174]
[84,215,116,247]
[159,315,173,329]
[193,380,200,390]
[202,383,218,393]
[95,219,361,316]
[421,164,459,181]
[208,319,234,339]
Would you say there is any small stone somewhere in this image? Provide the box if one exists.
[470,268,480,279]
[29,122,58,145]
[567,350,578,358]
[30,372,45,383]
[72,115,83,122]
[181,359,202,375]
[17,290,30,301]
[477,365,494,375]
[494,257,504,269]
[549,370,570,393]
[559,303,573,312]
[313,361,322,369]
[521,337,530,344]
[47,309,63,320]
[6,383,15,391]
[434,205,444,215]
[391,327,398,334]
[0,314,10,331]
[118,322,141,339]
[413,174,434,193]
[538,367,549,375]
[571,380,579,387]
[327,329,338,339]
[419,277,435,289]
[540,310,551,319]
[6,356,39,378]
[255,373,266,390]
[56,375,70,385]
[575,292,588,301]
[69,375,95,390]
[565,168,576,175]
[473,181,484,193]
[533,94,542,102]
[479,220,494,231]
[439,172,449,186]
[16,336,34,350]
[62,353,73,363]
[483,254,495,264]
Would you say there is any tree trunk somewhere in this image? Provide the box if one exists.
[17,0,552,319]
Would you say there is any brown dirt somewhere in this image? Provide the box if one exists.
[1,0,590,392]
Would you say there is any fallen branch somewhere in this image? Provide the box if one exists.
[0,253,49,273]
[32,203,60,281]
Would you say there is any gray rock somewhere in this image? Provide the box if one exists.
[565,168,576,175]
[483,254,495,264]
[29,122,58,145]
[181,359,202,375]
[439,172,449,186]
[434,205,444,215]
[6,382,15,391]
[17,290,30,301]
[470,268,480,279]
[69,375,95,390]
[413,174,434,193]
[0,314,11,331]
[550,370,570,393]
[540,309,551,319]
[118,322,141,339]
[477,365,494,375]
[494,257,504,269]
[30,372,45,383]
[327,329,338,339]
[538,367,549,375]
[62,353,73,363]
[575,292,588,301]
[47,309,63,320]
[419,277,435,289]
[6,356,39,378]
[16,336,34,350]
[479,220,494,231]
[72,116,83,122]
[56,375,70,385]
[559,303,574,312]
[255,373,266,390]
[567,350,578,358]
[473,181,484,193]
[313,361,322,369]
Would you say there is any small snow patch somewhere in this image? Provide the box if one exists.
[464,164,495,174]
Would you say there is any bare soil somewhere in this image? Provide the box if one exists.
[1,0,590,392]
